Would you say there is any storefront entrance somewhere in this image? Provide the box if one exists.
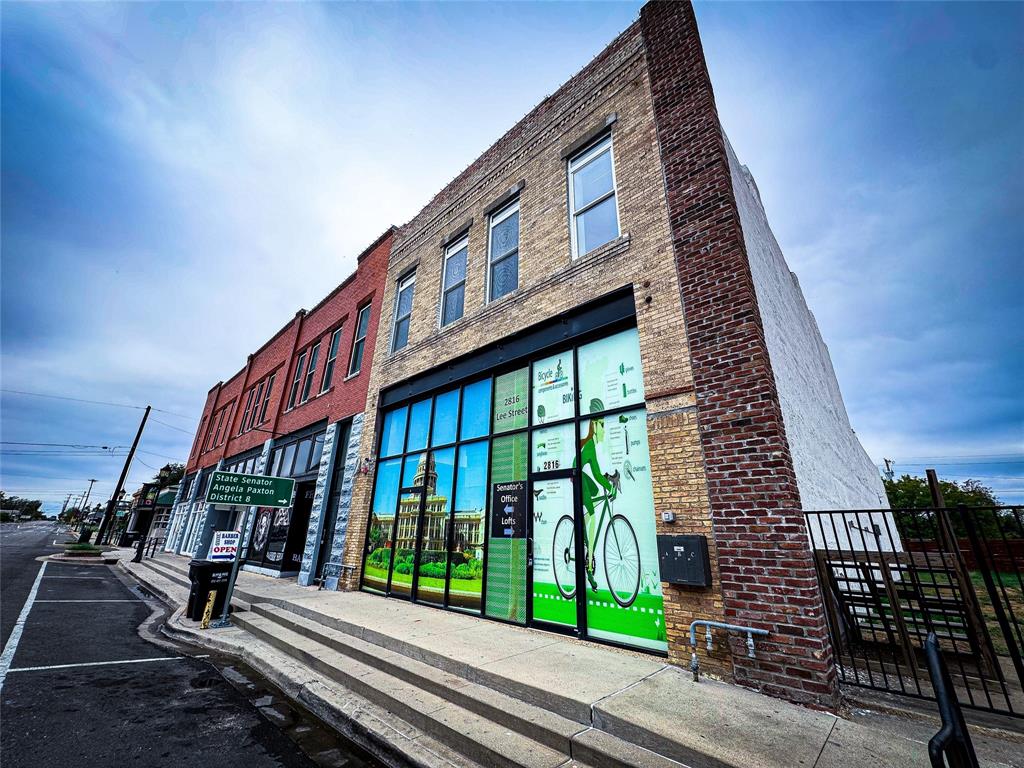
[245,481,315,575]
[362,314,667,653]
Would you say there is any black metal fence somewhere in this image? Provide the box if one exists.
[804,506,1023,718]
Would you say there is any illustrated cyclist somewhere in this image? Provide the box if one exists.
[576,397,618,592]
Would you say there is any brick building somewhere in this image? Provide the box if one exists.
[165,228,392,586]
[339,2,886,708]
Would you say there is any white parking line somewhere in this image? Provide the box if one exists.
[35,599,144,604]
[42,576,108,580]
[0,561,48,694]
[7,656,186,673]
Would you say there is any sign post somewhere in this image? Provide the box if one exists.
[207,472,294,629]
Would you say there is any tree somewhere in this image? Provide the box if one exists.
[883,474,1001,509]
[0,492,45,520]
[883,474,1011,539]
[153,463,185,486]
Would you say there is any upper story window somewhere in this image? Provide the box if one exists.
[568,135,619,258]
[257,373,275,425]
[348,303,371,376]
[246,380,265,432]
[300,342,320,404]
[441,237,467,327]
[287,350,307,410]
[239,388,257,435]
[392,271,416,353]
[321,327,343,393]
[488,200,519,301]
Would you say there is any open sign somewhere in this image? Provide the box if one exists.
[208,530,240,561]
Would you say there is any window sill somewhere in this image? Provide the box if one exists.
[343,370,361,382]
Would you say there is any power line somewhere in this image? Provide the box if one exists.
[150,418,195,435]
[0,442,127,449]
[1,389,148,411]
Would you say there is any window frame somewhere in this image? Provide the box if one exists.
[287,350,307,410]
[257,373,275,425]
[348,303,372,377]
[246,380,265,432]
[440,235,468,327]
[321,327,343,393]
[391,271,416,353]
[300,342,320,404]
[238,388,257,435]
[486,199,519,302]
[567,133,620,259]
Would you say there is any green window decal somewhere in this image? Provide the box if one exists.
[485,433,527,623]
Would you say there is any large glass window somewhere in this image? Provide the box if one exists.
[577,327,645,414]
[431,389,460,446]
[405,398,432,453]
[257,374,276,424]
[348,303,371,376]
[416,447,455,607]
[568,135,619,258]
[364,457,401,594]
[441,237,467,327]
[488,200,518,301]
[460,379,491,441]
[293,438,312,476]
[380,406,408,458]
[392,272,416,353]
[362,326,664,651]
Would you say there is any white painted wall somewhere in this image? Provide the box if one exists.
[726,136,890,518]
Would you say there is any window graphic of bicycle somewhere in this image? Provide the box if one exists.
[552,489,641,608]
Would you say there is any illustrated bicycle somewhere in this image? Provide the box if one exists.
[551,486,641,608]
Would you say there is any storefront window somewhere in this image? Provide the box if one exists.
[279,443,296,477]
[577,328,645,415]
[485,432,527,623]
[577,408,665,652]
[431,389,460,446]
[310,432,325,470]
[293,439,312,476]
[363,457,401,594]
[459,379,491,440]
[450,441,487,613]
[380,406,408,457]
[406,398,432,452]
[531,423,575,473]
[531,351,574,425]
[416,447,455,607]
[492,368,528,434]
[362,325,665,653]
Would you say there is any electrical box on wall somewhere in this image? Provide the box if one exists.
[657,535,711,587]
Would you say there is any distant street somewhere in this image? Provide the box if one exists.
[0,522,376,768]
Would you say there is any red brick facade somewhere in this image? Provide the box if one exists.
[185,228,393,473]
[640,2,838,707]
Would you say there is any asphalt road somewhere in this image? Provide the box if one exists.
[0,522,377,768]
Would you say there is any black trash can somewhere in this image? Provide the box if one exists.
[186,559,233,621]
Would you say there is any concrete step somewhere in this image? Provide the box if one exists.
[142,557,193,589]
[123,560,189,608]
[247,603,685,768]
[266,599,597,724]
[250,603,585,754]
[234,611,573,768]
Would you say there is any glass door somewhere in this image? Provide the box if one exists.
[529,473,579,630]
[387,485,424,599]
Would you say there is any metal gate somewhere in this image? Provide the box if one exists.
[805,506,1023,717]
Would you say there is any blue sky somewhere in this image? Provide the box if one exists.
[1,2,1021,512]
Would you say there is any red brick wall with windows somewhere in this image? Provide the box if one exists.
[640,1,838,708]
[185,228,393,474]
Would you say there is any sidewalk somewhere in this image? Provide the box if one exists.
[118,551,1021,768]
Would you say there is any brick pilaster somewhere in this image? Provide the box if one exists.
[640,0,838,707]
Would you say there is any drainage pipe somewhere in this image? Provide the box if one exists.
[688,620,769,682]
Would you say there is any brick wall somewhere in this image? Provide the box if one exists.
[340,18,735,677]
[186,229,393,474]
[640,1,838,706]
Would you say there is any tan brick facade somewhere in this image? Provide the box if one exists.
[339,19,735,678]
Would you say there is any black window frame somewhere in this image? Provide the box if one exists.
[321,326,344,393]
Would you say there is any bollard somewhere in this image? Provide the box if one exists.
[200,590,217,630]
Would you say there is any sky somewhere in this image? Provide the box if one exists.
[1,1,1021,513]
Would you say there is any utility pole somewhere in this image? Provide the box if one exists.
[59,494,71,520]
[96,405,150,545]
[80,479,97,522]
[882,458,895,482]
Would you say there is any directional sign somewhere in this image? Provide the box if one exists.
[206,472,294,508]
